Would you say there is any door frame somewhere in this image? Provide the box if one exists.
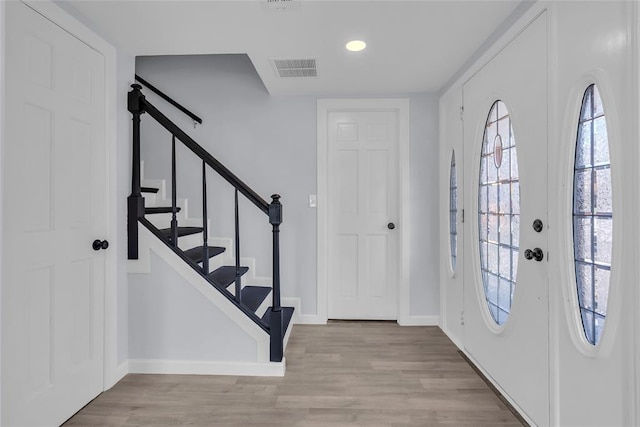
[316,99,410,324]
[0,0,121,401]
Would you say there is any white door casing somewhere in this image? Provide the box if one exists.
[549,2,636,425]
[2,2,111,425]
[317,99,410,323]
[462,13,549,426]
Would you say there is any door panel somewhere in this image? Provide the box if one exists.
[463,13,548,425]
[2,2,106,425]
[328,110,399,319]
[550,2,633,425]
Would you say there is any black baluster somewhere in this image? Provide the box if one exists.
[202,161,209,274]
[127,84,145,259]
[269,194,283,362]
[234,189,242,304]
[170,135,178,247]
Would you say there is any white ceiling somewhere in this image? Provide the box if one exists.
[65,0,524,95]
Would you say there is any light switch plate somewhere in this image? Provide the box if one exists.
[309,194,317,208]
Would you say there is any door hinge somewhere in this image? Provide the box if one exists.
[460,310,465,326]
[459,106,464,121]
[461,209,465,223]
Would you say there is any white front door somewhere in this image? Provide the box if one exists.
[2,2,107,426]
[463,13,549,425]
[549,2,634,425]
[326,109,399,319]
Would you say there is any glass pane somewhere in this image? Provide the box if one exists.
[581,309,595,344]
[594,217,613,265]
[499,215,511,245]
[593,85,603,117]
[488,214,498,243]
[593,117,609,165]
[478,100,519,326]
[511,214,520,248]
[594,167,612,214]
[581,87,593,121]
[573,169,592,214]
[511,184,520,214]
[573,84,613,346]
[574,216,593,262]
[594,266,610,316]
[499,183,511,214]
[449,151,457,272]
[499,246,511,277]
[576,122,592,168]
[576,261,593,310]
[488,243,499,275]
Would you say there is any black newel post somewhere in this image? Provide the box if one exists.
[269,194,284,362]
[127,84,146,259]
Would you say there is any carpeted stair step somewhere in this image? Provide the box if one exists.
[239,286,272,312]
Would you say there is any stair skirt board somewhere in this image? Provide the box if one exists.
[129,225,273,363]
[128,359,285,377]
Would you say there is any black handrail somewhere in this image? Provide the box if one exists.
[131,86,270,214]
[127,84,285,362]
[135,74,203,125]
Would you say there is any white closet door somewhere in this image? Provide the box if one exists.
[2,2,107,425]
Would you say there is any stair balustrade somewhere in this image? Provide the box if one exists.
[126,83,289,362]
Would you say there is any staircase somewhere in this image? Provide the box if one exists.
[127,83,293,363]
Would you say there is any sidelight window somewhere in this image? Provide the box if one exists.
[478,101,520,326]
[573,84,612,345]
[450,151,457,272]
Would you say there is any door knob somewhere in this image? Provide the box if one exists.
[533,219,543,233]
[92,239,109,251]
[387,222,396,230]
[524,247,543,262]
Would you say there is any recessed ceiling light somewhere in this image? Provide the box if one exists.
[346,40,366,52]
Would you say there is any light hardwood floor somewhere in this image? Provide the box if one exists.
[64,321,525,426]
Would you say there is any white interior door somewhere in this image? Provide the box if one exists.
[2,2,107,425]
[327,109,399,319]
[463,13,549,425]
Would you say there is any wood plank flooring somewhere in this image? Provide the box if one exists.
[64,321,525,426]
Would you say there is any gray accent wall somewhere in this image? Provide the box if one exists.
[136,54,439,319]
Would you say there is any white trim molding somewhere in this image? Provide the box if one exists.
[316,98,410,324]
[397,315,440,327]
[128,359,285,377]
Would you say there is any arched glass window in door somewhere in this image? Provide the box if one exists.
[449,151,457,272]
[573,84,613,345]
[478,101,520,326]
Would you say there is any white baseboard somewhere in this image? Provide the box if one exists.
[128,358,286,377]
[398,315,440,326]
[282,297,327,325]
[440,325,464,350]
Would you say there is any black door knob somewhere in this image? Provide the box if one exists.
[524,247,543,262]
[92,239,109,251]
[533,219,543,233]
[388,222,396,230]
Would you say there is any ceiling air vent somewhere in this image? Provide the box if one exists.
[272,58,318,78]
[262,0,300,12]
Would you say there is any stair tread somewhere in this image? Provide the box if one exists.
[158,227,203,239]
[261,307,295,335]
[145,206,181,214]
[183,246,225,263]
[240,286,271,312]
[141,186,159,193]
[207,265,249,288]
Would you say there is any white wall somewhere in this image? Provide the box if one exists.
[128,252,257,361]
[136,54,440,318]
